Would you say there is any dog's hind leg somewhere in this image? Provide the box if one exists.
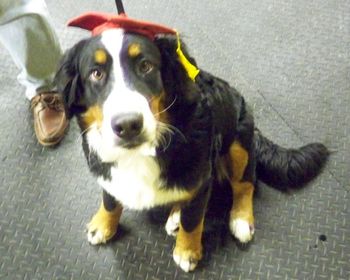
[87,190,123,245]
[227,141,255,243]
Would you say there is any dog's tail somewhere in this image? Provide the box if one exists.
[254,129,329,190]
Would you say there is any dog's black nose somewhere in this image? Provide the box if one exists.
[111,113,143,140]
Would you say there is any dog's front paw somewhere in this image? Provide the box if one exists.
[229,218,255,243]
[87,215,117,245]
[173,246,202,272]
[86,204,122,245]
[165,209,180,237]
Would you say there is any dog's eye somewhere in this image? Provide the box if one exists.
[90,69,105,82]
[138,60,154,74]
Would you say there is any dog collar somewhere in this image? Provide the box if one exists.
[67,1,199,81]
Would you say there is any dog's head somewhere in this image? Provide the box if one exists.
[55,29,200,162]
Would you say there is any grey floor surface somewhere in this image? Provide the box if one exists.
[0,0,349,279]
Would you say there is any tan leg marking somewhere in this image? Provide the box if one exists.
[228,141,255,243]
[230,141,249,182]
[173,218,204,272]
[87,202,123,245]
[231,181,254,224]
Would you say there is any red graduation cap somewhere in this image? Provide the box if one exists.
[67,0,199,81]
[67,0,176,39]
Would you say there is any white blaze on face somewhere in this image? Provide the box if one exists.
[83,30,194,211]
[87,29,157,162]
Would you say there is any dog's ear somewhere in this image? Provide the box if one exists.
[154,35,200,105]
[55,40,87,118]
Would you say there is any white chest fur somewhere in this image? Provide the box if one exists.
[97,154,191,210]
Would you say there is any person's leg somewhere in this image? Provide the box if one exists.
[0,0,68,146]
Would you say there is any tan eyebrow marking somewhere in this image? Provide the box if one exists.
[94,49,107,64]
[128,43,141,57]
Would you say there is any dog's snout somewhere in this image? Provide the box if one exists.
[111,113,144,140]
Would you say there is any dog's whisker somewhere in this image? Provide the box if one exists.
[76,128,89,143]
[75,125,94,164]
[154,96,177,117]
[155,122,172,151]
[164,123,187,142]
[76,125,94,143]
[156,121,187,151]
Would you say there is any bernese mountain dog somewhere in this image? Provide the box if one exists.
[55,27,329,272]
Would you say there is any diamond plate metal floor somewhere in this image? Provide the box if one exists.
[0,0,349,279]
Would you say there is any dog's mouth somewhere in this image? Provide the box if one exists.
[88,127,156,162]
[115,133,148,149]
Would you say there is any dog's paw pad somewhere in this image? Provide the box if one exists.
[229,218,254,243]
[165,210,180,237]
[173,250,199,272]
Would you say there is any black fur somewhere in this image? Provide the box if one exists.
[103,189,118,211]
[153,36,329,191]
[82,135,113,181]
[254,129,329,190]
[55,39,87,118]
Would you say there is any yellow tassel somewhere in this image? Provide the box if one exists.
[176,32,200,82]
